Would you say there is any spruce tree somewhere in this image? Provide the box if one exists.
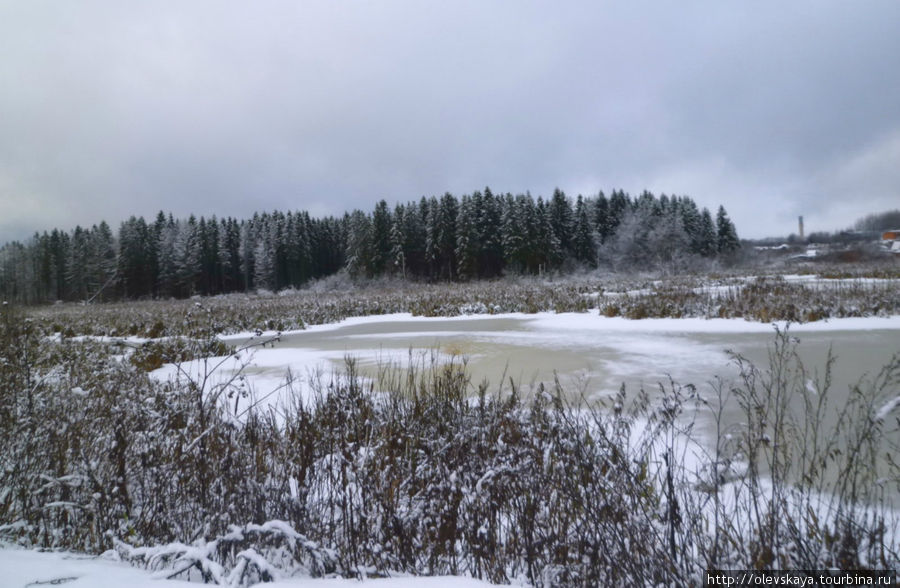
[573,195,597,267]
[608,190,630,239]
[716,205,740,254]
[549,188,574,255]
[371,199,392,276]
[698,208,718,257]
[536,197,563,273]
[345,210,374,279]
[594,191,611,243]
[389,204,407,278]
[477,187,504,277]
[500,193,524,272]
[455,195,479,280]
[157,216,179,297]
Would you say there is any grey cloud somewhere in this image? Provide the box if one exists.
[1,1,898,241]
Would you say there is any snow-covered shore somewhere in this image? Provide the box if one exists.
[0,547,501,588]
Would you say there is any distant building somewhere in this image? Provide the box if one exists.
[883,230,900,241]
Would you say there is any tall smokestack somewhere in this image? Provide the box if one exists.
[799,216,804,240]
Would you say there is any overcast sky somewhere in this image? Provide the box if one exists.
[1,1,898,242]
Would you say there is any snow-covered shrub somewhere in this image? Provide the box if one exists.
[4,294,900,585]
[115,521,337,586]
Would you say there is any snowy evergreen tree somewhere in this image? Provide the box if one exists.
[345,210,373,279]
[239,220,256,291]
[218,217,243,293]
[406,200,428,277]
[176,215,203,296]
[716,205,740,254]
[608,189,630,240]
[253,221,276,291]
[66,226,90,301]
[572,195,597,267]
[698,208,718,257]
[284,212,312,288]
[423,196,439,279]
[593,191,612,244]
[389,204,407,278]
[157,216,179,298]
[455,195,479,280]
[549,188,574,255]
[477,187,504,277]
[117,217,151,299]
[371,199,392,276]
[536,197,563,273]
[501,194,525,272]
[434,193,459,280]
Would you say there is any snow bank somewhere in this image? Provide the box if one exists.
[0,547,501,588]
[222,311,900,343]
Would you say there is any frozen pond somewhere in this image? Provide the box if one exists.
[219,313,900,427]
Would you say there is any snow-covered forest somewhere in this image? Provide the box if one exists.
[0,188,740,305]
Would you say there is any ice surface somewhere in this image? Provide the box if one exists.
[150,312,900,420]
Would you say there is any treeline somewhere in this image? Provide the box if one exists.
[853,209,900,233]
[0,188,739,304]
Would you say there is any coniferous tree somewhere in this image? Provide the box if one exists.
[283,212,311,288]
[239,220,256,292]
[434,193,459,280]
[536,196,563,273]
[716,205,740,254]
[157,216,179,298]
[91,221,117,300]
[501,194,525,272]
[389,204,407,278]
[67,227,90,301]
[455,195,479,281]
[345,210,374,279]
[218,217,243,293]
[371,200,392,276]
[200,216,222,295]
[698,208,718,257]
[47,229,69,301]
[594,191,611,244]
[176,215,203,296]
[253,220,277,291]
[477,187,504,277]
[572,195,597,267]
[608,189,630,238]
[678,198,704,256]
[403,200,427,278]
[549,188,574,256]
[424,196,439,279]
[117,217,149,299]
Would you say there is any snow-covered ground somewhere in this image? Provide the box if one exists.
[0,546,499,588]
